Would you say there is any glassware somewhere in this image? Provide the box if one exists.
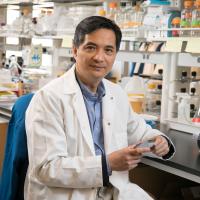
[191,0,200,37]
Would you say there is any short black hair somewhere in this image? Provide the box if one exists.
[73,16,122,51]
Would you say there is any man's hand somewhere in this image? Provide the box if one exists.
[108,146,151,171]
[151,135,169,157]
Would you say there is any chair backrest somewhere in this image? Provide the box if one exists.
[0,93,34,200]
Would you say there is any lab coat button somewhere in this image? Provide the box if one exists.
[110,97,113,100]
[107,122,111,126]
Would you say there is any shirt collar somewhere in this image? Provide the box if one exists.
[75,70,105,102]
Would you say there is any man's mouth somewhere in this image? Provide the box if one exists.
[90,65,105,69]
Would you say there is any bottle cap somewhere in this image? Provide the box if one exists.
[156,100,161,106]
[184,1,193,8]
[109,2,117,9]
[98,9,106,16]
[180,88,187,93]
[190,104,195,110]
[191,87,196,94]
[182,71,187,77]
[147,83,156,89]
[158,69,163,75]
[157,84,162,90]
[191,71,197,77]
[172,17,181,25]
[195,0,200,6]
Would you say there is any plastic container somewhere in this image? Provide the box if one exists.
[107,2,118,21]
[180,1,193,37]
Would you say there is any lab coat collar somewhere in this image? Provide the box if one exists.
[63,64,116,155]
[102,81,115,154]
[63,64,79,95]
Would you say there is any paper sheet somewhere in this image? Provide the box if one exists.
[185,38,200,53]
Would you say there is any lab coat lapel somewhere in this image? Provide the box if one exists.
[72,91,95,155]
[102,84,115,153]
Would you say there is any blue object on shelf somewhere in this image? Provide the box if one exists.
[145,120,156,128]
[150,0,170,5]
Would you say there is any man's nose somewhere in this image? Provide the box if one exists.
[93,49,104,62]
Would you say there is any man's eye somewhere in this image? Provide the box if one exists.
[86,46,95,51]
[105,49,114,54]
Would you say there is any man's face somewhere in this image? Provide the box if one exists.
[73,28,117,84]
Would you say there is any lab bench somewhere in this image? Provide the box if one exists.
[143,124,200,184]
[130,124,200,199]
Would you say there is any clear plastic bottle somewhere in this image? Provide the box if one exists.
[123,1,133,29]
[107,2,118,21]
[180,0,193,37]
[115,2,126,28]
[191,0,200,37]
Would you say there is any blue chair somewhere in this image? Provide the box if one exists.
[0,93,34,200]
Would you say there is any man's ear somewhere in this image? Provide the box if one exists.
[72,45,77,59]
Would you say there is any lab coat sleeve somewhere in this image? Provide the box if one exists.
[25,90,103,189]
[126,103,162,144]
[126,100,174,156]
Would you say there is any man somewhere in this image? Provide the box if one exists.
[25,16,174,200]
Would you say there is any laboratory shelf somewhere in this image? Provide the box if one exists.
[167,118,200,135]
[178,53,200,68]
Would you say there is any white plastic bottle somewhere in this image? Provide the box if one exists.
[178,97,190,122]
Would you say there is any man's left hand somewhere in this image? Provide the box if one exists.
[151,135,169,157]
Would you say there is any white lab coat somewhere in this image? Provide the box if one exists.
[25,66,166,200]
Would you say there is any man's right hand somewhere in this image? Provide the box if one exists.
[108,146,151,171]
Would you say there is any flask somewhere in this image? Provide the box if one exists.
[180,0,193,36]
[191,0,200,37]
